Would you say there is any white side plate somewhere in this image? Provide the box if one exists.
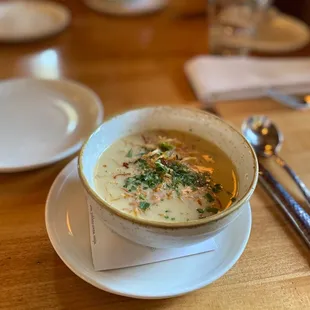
[45,158,252,299]
[0,79,103,172]
[253,12,310,53]
[0,0,71,42]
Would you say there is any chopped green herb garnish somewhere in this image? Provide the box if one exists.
[155,160,169,174]
[120,134,230,221]
[139,194,146,200]
[126,148,133,158]
[124,170,163,191]
[136,148,148,157]
[204,192,215,203]
[139,201,150,210]
[159,142,174,151]
[212,183,223,193]
[205,207,219,214]
[136,158,148,170]
[167,162,208,189]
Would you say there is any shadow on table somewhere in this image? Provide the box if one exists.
[52,254,181,309]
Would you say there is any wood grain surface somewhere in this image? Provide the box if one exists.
[0,1,309,309]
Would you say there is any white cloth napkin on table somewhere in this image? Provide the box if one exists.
[184,56,310,103]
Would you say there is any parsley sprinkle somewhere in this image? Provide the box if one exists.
[126,149,133,158]
[212,183,223,193]
[204,193,215,203]
[155,160,169,173]
[159,142,174,151]
[119,134,230,221]
[205,207,219,214]
[139,201,150,210]
[139,194,146,200]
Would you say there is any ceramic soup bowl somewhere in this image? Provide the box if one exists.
[78,106,258,248]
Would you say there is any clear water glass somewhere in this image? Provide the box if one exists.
[208,0,272,55]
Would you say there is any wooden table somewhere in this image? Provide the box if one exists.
[0,1,309,309]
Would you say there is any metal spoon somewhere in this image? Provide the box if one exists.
[242,115,310,209]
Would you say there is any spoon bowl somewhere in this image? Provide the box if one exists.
[242,115,310,209]
[241,115,283,157]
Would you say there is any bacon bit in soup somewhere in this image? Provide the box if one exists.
[203,155,215,163]
[113,173,131,179]
[181,157,197,163]
[194,166,214,174]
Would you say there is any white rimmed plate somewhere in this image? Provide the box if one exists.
[252,12,310,53]
[84,0,168,16]
[218,7,310,53]
[0,79,103,172]
[45,158,252,299]
[0,0,71,43]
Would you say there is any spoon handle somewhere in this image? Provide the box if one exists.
[274,155,310,210]
[266,89,310,110]
[259,163,310,237]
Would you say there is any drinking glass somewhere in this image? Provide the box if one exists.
[208,0,272,55]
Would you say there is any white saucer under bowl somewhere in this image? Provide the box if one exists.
[84,0,168,16]
[0,79,103,172]
[45,158,252,299]
[0,0,71,43]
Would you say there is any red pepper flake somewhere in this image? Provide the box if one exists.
[197,198,202,206]
[122,162,129,169]
[113,173,131,179]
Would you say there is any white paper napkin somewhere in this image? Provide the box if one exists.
[184,56,310,103]
[88,202,217,271]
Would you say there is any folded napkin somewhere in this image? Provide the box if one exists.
[184,56,310,103]
[88,202,217,271]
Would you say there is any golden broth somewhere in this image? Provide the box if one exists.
[94,130,238,223]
